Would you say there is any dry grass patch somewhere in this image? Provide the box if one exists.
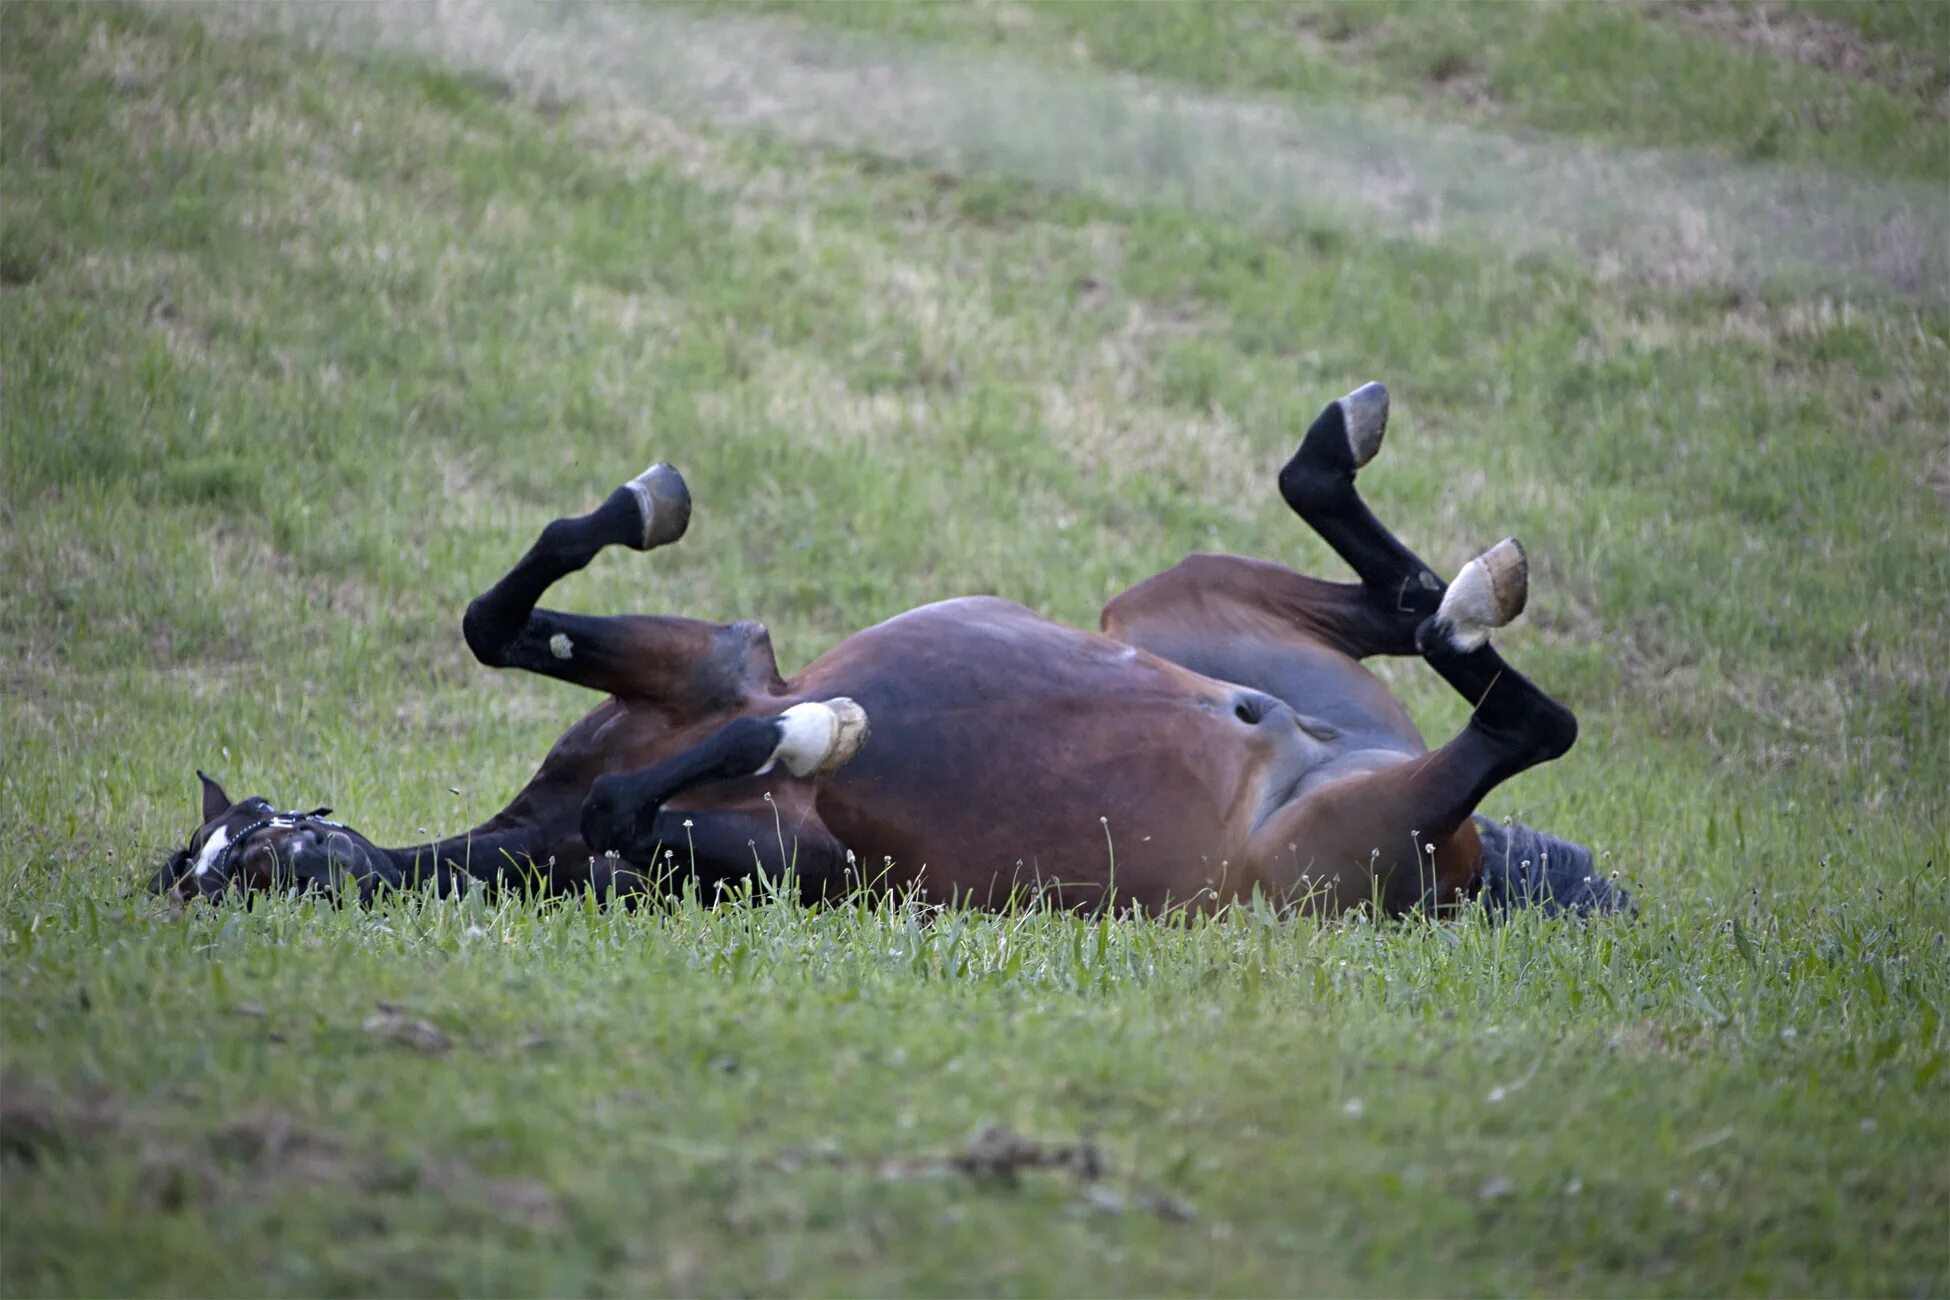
[571,104,733,187]
[78,17,169,92]
[1040,382,1255,508]
[1657,2,1948,116]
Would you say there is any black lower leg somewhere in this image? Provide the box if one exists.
[634,807,846,901]
[578,716,783,863]
[1418,636,1577,768]
[462,486,647,667]
[1278,399,1446,642]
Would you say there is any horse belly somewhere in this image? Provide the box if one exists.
[790,598,1285,910]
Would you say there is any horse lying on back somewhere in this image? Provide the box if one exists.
[157,383,1625,918]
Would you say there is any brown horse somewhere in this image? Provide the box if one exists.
[156,384,1622,917]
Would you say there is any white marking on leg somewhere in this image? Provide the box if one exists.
[191,825,231,878]
[549,632,574,660]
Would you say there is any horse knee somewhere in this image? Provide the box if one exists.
[1470,691,1576,765]
[579,773,645,861]
[1537,698,1578,763]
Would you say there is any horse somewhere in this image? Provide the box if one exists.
[154,383,1624,918]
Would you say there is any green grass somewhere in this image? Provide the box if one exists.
[722,0,1950,179]
[3,2,1946,1295]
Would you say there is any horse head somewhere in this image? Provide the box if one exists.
[152,770,399,902]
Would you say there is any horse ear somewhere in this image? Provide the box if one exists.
[197,770,232,823]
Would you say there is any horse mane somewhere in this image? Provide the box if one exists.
[1471,815,1630,916]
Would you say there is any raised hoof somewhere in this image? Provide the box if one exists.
[622,463,692,551]
[1428,538,1527,652]
[1336,381,1389,470]
[763,698,871,779]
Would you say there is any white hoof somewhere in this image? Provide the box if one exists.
[1336,381,1389,470]
[759,698,871,778]
[1433,538,1527,651]
[622,462,691,550]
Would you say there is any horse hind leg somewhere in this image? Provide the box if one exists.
[1281,383,1572,761]
[1414,538,1574,764]
[1275,381,1447,655]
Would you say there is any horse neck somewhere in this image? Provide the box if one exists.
[378,820,552,893]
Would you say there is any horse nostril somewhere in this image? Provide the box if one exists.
[1233,692,1274,725]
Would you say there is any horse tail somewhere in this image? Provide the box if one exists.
[1471,816,1630,917]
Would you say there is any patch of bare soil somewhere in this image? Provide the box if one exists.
[759,1121,1195,1222]
[363,1005,455,1054]
[0,1077,563,1229]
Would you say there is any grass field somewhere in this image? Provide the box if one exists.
[3,2,1947,1294]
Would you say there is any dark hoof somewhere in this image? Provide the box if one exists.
[1279,381,1388,516]
[622,463,691,551]
[1335,381,1389,469]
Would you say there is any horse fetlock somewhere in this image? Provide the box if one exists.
[1534,694,1579,762]
[1424,538,1528,652]
[622,462,692,551]
[760,698,871,778]
[460,596,512,667]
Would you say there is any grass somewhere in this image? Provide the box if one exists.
[3,1,1946,1295]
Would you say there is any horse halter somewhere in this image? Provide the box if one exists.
[199,806,344,882]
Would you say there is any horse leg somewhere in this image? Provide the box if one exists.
[1247,540,1578,914]
[1110,383,1453,669]
[637,798,850,902]
[1278,383,1573,734]
[577,699,867,874]
[1273,382,1455,658]
[461,464,774,708]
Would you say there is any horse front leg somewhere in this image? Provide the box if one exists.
[460,464,779,709]
[1274,382,1451,657]
[577,699,868,874]
[1248,540,1584,915]
[1277,385,1576,748]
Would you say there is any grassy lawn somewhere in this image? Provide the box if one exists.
[3,2,1945,1294]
